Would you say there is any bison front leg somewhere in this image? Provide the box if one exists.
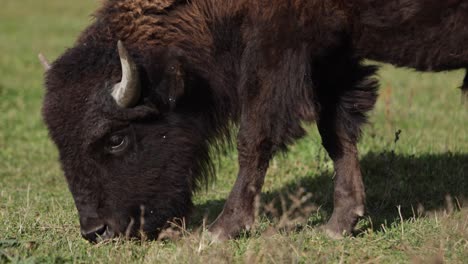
[209,116,273,241]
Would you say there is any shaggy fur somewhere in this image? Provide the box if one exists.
[43,0,468,242]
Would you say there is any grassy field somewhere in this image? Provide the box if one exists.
[1,1,467,263]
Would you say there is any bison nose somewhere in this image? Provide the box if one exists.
[81,224,114,243]
[80,216,115,242]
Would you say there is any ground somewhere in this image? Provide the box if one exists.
[0,0,467,263]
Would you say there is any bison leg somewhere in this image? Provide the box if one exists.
[209,46,310,240]
[316,61,378,238]
[209,114,274,241]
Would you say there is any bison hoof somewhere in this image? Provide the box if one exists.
[208,211,254,241]
[206,228,229,243]
[320,205,364,240]
[320,224,346,240]
[207,222,241,242]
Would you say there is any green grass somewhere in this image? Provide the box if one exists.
[1,1,467,263]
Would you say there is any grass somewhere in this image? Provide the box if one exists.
[0,0,467,263]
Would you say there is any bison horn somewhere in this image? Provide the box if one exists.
[38,53,51,71]
[111,40,141,108]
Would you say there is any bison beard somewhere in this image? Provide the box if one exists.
[42,0,468,242]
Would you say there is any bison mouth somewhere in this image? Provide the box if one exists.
[80,205,185,243]
[81,224,114,242]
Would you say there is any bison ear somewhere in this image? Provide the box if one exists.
[165,60,186,110]
[150,46,186,110]
[142,46,186,111]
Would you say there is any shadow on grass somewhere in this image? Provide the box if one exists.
[193,151,467,230]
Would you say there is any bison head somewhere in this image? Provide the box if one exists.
[43,41,216,242]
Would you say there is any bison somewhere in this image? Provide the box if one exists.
[42,0,468,243]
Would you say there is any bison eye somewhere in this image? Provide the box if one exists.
[106,134,129,154]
